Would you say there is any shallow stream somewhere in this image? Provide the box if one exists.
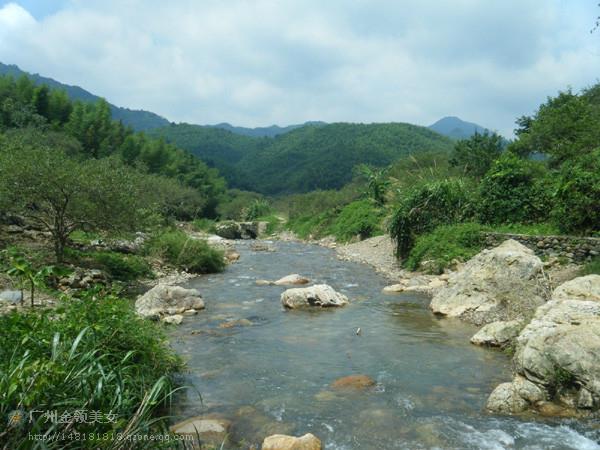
[170,241,600,449]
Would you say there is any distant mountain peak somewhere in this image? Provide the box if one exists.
[428,116,489,140]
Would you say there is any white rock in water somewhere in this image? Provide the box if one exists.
[273,274,310,286]
[486,382,528,414]
[170,416,231,445]
[262,433,322,450]
[382,284,405,293]
[486,275,600,416]
[430,240,549,325]
[135,284,204,319]
[281,284,348,308]
[161,314,183,325]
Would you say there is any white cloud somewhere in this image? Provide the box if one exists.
[0,0,599,135]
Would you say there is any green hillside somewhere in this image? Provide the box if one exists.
[155,122,454,194]
[149,123,265,185]
[0,62,170,131]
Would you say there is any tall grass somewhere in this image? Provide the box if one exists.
[0,292,184,449]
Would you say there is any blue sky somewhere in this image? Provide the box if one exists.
[0,0,67,19]
[0,0,599,135]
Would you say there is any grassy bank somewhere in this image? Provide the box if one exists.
[0,292,184,449]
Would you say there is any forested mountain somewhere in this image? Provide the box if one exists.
[0,62,170,131]
[209,121,326,137]
[155,122,454,194]
[0,73,225,218]
[429,116,488,139]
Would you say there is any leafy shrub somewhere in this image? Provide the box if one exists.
[64,249,153,282]
[193,218,217,232]
[477,153,552,225]
[0,293,183,449]
[92,252,153,281]
[216,189,264,220]
[405,223,488,273]
[389,178,476,258]
[449,131,504,178]
[145,229,225,273]
[331,199,383,242]
[551,148,600,234]
[276,184,361,222]
[241,199,273,221]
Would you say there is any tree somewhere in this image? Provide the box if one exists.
[0,131,153,262]
[551,148,600,234]
[357,164,390,205]
[449,131,504,178]
[477,153,551,225]
[509,88,600,164]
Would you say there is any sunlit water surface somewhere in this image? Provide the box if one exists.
[169,241,600,449]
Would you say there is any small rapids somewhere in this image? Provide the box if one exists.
[169,241,600,449]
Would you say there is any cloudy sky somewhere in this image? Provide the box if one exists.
[0,0,598,135]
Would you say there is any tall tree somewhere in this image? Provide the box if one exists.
[449,131,504,178]
[0,131,151,262]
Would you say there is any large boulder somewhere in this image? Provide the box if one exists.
[215,221,242,239]
[281,284,348,309]
[487,275,600,416]
[552,275,600,302]
[135,284,205,319]
[214,221,261,239]
[262,433,322,450]
[429,240,549,325]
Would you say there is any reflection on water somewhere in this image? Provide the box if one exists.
[169,241,600,449]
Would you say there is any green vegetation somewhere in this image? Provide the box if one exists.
[405,223,488,273]
[491,223,561,235]
[477,153,551,225]
[552,148,600,234]
[155,122,454,195]
[581,257,600,276]
[386,83,600,267]
[389,179,476,259]
[0,292,183,449]
[0,62,170,131]
[216,189,265,220]
[145,229,226,273]
[0,73,226,222]
[254,214,282,235]
[3,250,66,306]
[449,131,504,178]
[65,249,153,282]
[330,200,384,241]
[241,199,273,221]
[547,365,577,399]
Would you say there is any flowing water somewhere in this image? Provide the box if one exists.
[169,241,600,449]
